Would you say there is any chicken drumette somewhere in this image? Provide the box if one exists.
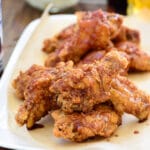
[13,51,150,129]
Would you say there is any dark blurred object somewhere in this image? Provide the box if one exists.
[0,0,3,76]
[77,0,108,11]
[108,0,127,15]
[52,0,108,14]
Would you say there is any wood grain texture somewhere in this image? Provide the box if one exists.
[2,0,41,67]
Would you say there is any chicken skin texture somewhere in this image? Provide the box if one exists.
[15,62,74,129]
[113,26,140,45]
[15,50,124,128]
[110,75,150,121]
[78,50,106,66]
[14,51,150,129]
[78,41,150,72]
[45,9,123,67]
[42,24,75,53]
[43,22,139,55]
[50,51,128,113]
[12,65,47,99]
[52,104,121,142]
[115,41,150,71]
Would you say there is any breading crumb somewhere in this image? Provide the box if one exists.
[133,130,139,134]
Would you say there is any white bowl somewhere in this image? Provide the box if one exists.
[25,0,79,12]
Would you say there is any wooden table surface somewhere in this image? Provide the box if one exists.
[1,0,126,149]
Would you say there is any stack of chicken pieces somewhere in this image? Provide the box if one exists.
[13,9,150,142]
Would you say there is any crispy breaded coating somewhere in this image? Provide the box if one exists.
[50,51,128,113]
[42,24,75,53]
[42,9,150,73]
[14,51,150,128]
[15,71,56,128]
[110,75,150,121]
[50,64,109,113]
[78,41,150,72]
[52,104,121,142]
[113,26,140,44]
[78,50,106,66]
[15,62,73,128]
[12,65,46,99]
[14,51,125,128]
[78,49,129,76]
[45,9,123,67]
[116,41,150,71]
[50,51,150,121]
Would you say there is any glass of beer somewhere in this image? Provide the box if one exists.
[127,0,150,15]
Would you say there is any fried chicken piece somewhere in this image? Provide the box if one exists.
[15,72,56,128]
[50,64,109,113]
[79,40,150,72]
[78,50,106,66]
[42,24,75,53]
[15,62,73,129]
[45,9,123,67]
[116,41,150,71]
[50,51,128,113]
[78,49,128,76]
[50,51,150,121]
[12,65,46,99]
[113,26,140,45]
[52,104,121,142]
[110,75,150,121]
[77,49,128,75]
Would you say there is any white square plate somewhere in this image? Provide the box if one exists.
[0,14,150,150]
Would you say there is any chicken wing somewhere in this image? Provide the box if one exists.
[52,104,121,142]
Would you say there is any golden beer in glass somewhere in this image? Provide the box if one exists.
[127,0,150,15]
